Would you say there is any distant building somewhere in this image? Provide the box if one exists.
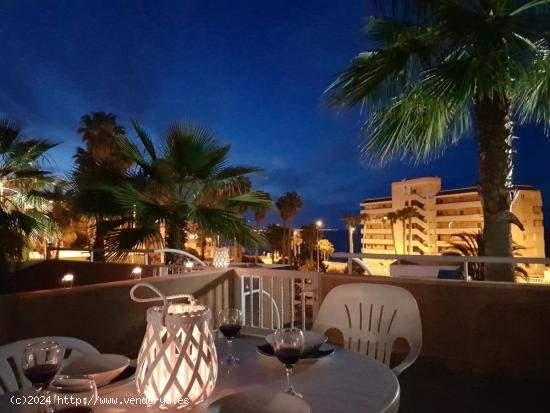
[360,177,545,277]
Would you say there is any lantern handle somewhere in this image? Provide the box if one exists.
[130,282,168,307]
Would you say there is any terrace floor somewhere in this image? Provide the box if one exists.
[398,356,547,412]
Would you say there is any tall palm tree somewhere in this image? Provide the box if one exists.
[276,192,304,264]
[384,211,399,254]
[397,206,420,254]
[77,112,129,171]
[341,213,361,254]
[326,1,550,281]
[73,112,130,260]
[0,118,59,276]
[103,120,269,262]
[252,193,272,263]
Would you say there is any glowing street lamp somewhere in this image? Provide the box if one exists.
[316,220,323,272]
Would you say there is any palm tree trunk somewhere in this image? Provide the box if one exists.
[389,222,397,254]
[475,96,514,282]
[93,215,106,262]
[165,220,185,264]
[281,221,287,264]
[408,217,412,254]
[288,218,294,264]
[254,220,260,264]
[401,218,407,254]
[348,226,354,254]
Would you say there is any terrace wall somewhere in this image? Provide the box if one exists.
[0,270,235,357]
[320,275,550,378]
[7,260,158,293]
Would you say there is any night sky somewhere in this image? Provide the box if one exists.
[2,0,550,230]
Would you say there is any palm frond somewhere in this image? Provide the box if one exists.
[362,85,471,164]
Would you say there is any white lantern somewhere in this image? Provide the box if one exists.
[212,247,230,268]
[130,283,218,409]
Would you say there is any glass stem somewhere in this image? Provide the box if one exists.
[227,338,233,358]
[285,365,293,391]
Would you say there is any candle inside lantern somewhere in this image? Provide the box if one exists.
[61,273,74,288]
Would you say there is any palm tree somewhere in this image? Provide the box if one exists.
[397,206,420,254]
[77,112,129,171]
[444,231,527,281]
[73,112,130,260]
[252,193,272,263]
[326,1,550,281]
[384,212,399,254]
[276,192,304,264]
[0,118,59,277]
[103,120,269,262]
[341,213,361,254]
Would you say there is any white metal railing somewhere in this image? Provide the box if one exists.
[234,268,320,335]
[333,252,550,281]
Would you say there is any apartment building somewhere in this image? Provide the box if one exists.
[360,177,545,276]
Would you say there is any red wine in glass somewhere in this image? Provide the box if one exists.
[23,364,60,389]
[273,328,304,398]
[22,341,64,391]
[219,323,241,340]
[275,347,302,366]
[218,309,243,365]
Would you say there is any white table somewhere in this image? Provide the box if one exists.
[1,339,400,412]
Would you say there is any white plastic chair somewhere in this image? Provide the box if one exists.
[0,336,99,394]
[312,283,422,375]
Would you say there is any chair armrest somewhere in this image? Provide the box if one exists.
[392,343,421,376]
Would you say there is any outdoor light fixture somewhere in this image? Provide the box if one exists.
[131,266,142,280]
[130,283,218,409]
[185,261,194,272]
[61,273,74,288]
[316,219,323,227]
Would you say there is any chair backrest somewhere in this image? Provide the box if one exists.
[312,283,422,375]
[0,336,99,394]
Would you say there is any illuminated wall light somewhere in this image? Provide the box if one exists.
[61,273,74,288]
[131,266,143,280]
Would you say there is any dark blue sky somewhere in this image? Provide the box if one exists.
[2,0,550,229]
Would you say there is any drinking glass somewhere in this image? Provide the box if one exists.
[45,375,97,413]
[273,328,304,398]
[22,341,64,392]
[217,308,242,365]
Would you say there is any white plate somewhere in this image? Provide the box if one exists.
[208,391,311,413]
[60,354,130,387]
[265,330,327,355]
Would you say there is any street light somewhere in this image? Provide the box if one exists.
[316,220,323,272]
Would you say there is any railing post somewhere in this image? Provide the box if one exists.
[90,249,94,262]
[464,260,469,281]
[144,253,149,265]
[348,257,352,275]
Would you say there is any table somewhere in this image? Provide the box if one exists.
[1,339,400,412]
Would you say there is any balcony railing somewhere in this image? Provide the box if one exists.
[332,251,550,281]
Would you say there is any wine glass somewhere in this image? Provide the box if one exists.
[22,341,64,392]
[45,375,97,413]
[217,308,242,365]
[273,328,304,398]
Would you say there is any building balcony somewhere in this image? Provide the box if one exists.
[435,200,480,210]
[435,214,483,222]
